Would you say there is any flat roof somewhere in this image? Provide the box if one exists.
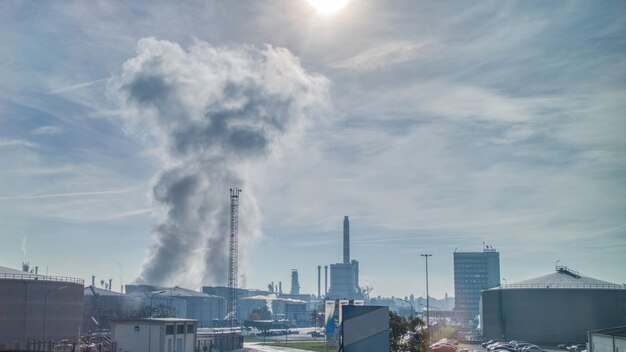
[0,265,84,285]
[112,318,197,324]
[590,326,626,337]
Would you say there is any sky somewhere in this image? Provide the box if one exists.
[1,0,625,299]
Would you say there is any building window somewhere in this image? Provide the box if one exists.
[166,325,174,335]
[187,324,195,334]
[134,326,140,332]
[177,324,185,334]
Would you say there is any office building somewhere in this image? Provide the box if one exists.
[453,246,500,324]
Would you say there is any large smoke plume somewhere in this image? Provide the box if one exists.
[114,38,328,288]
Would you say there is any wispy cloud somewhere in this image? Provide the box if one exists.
[329,40,429,71]
[0,189,132,201]
[0,139,36,149]
[31,125,62,135]
[47,78,107,95]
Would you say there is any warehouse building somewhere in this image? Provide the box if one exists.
[481,266,626,343]
[0,264,84,351]
[82,285,142,332]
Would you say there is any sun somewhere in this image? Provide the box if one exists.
[306,0,351,15]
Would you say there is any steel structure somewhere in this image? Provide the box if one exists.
[228,188,241,328]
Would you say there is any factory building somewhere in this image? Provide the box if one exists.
[481,266,626,343]
[82,285,142,332]
[327,216,363,300]
[126,285,226,328]
[453,246,500,324]
[0,264,84,351]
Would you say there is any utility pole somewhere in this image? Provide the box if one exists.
[421,254,432,341]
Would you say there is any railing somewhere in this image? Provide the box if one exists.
[0,272,84,284]
[501,283,625,289]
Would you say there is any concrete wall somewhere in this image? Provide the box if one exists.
[482,288,626,343]
[0,278,83,351]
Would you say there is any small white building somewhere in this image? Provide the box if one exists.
[589,326,626,352]
[111,318,196,352]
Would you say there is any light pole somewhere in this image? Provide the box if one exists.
[147,290,167,352]
[43,285,69,350]
[421,254,432,342]
[399,298,415,319]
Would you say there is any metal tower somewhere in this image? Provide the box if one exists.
[228,187,241,328]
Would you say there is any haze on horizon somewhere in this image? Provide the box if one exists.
[0,0,624,299]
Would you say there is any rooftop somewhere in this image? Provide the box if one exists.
[0,265,84,285]
[590,325,626,337]
[499,266,624,290]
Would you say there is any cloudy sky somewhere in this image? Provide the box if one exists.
[1,1,624,298]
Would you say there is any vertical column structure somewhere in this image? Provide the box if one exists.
[324,265,328,296]
[317,265,321,298]
[228,187,241,328]
[343,216,350,264]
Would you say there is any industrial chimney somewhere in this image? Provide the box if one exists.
[91,275,95,287]
[343,216,350,264]
[317,265,321,298]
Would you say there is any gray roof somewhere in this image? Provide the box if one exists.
[0,265,84,285]
[505,267,622,289]
[0,265,37,275]
[152,286,222,298]
[84,286,125,296]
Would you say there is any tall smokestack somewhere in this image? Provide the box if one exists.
[317,265,321,298]
[108,279,113,291]
[343,216,350,264]
[324,265,328,296]
[91,275,95,287]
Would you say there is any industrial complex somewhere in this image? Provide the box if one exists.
[2,206,625,351]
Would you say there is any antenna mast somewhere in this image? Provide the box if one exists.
[228,187,241,329]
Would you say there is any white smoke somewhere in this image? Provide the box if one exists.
[113,38,329,288]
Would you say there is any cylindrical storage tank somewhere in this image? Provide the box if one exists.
[0,266,84,351]
[482,272,626,344]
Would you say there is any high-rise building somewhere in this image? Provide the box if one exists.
[328,216,362,299]
[453,246,500,324]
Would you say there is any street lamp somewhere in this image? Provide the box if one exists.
[399,298,415,319]
[421,254,432,342]
[147,290,168,352]
[43,285,69,350]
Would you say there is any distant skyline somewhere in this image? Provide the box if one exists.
[1,1,625,298]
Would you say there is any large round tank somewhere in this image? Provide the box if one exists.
[0,265,84,351]
[481,267,626,343]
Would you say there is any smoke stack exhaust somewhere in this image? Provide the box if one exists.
[317,265,321,298]
[343,216,350,264]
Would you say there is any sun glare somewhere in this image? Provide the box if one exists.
[306,0,351,15]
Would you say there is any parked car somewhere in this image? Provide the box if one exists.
[567,344,587,352]
[310,331,324,337]
[484,340,506,348]
[521,345,542,352]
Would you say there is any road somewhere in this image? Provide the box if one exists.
[244,342,317,352]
